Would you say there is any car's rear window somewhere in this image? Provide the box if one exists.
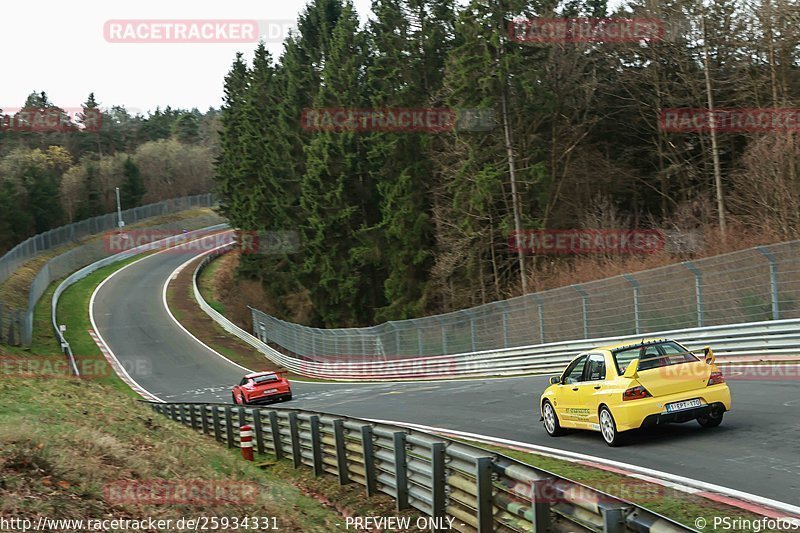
[612,341,698,375]
[253,374,278,384]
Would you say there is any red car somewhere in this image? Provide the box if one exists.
[232,372,292,405]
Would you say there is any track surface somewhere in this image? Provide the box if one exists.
[92,244,800,507]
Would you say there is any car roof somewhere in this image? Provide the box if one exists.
[591,338,671,352]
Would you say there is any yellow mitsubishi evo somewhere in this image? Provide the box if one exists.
[540,338,732,446]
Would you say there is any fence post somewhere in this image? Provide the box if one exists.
[431,442,446,521]
[623,274,641,334]
[224,406,235,448]
[572,284,590,338]
[757,247,780,320]
[682,262,704,327]
[309,415,323,477]
[475,457,494,532]
[333,419,350,485]
[189,405,199,431]
[238,406,247,427]
[268,411,283,459]
[393,432,409,511]
[531,294,545,343]
[252,409,265,454]
[361,425,377,497]
[599,503,627,533]
[470,316,477,352]
[288,412,301,468]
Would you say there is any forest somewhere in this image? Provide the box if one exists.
[0,92,219,253]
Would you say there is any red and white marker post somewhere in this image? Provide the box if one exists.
[240,424,254,461]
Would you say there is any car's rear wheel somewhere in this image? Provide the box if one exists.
[542,401,565,436]
[697,407,724,428]
[599,406,624,447]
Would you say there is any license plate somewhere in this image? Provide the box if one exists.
[261,388,278,394]
[666,398,702,412]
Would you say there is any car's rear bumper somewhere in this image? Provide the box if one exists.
[614,384,731,432]
[247,391,292,404]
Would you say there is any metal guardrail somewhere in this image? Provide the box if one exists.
[196,245,800,380]
[0,194,217,346]
[249,240,800,362]
[147,401,692,533]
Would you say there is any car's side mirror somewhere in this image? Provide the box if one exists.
[549,376,560,385]
[623,359,640,379]
[704,346,715,364]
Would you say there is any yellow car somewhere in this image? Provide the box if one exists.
[540,338,732,446]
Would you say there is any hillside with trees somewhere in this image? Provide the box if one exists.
[0,92,219,254]
[212,0,797,327]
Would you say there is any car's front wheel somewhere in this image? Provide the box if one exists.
[231,392,238,404]
[542,401,565,437]
[697,407,724,428]
[599,406,625,447]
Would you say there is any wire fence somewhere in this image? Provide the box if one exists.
[251,240,800,361]
[0,194,219,346]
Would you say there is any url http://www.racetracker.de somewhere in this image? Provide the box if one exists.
[0,515,281,531]
[694,516,800,531]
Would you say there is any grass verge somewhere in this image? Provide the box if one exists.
[0,375,428,532]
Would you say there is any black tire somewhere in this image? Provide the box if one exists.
[231,392,238,405]
[599,405,625,447]
[542,401,565,437]
[697,408,724,428]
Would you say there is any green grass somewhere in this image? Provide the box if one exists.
[197,256,226,314]
[54,255,150,397]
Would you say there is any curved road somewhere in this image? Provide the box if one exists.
[91,243,800,508]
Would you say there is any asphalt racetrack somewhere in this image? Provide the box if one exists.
[91,242,800,507]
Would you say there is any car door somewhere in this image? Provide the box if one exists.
[580,353,608,430]
[555,355,589,425]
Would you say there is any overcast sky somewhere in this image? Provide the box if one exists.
[3,0,373,116]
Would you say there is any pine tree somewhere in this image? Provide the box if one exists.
[120,156,146,208]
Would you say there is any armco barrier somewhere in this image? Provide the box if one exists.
[53,224,230,376]
[147,401,692,533]
[0,194,218,346]
[195,246,800,380]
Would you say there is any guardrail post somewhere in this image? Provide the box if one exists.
[200,405,209,435]
[309,415,323,477]
[683,261,704,327]
[475,457,494,532]
[224,406,235,448]
[169,404,179,422]
[530,478,553,532]
[333,420,350,485]
[288,412,301,468]
[268,411,283,459]
[431,442,446,521]
[417,328,424,355]
[437,318,448,354]
[238,406,247,427]
[531,294,545,343]
[252,409,265,454]
[393,432,408,511]
[361,425,377,497]
[623,273,641,334]
[189,405,199,430]
[599,503,626,533]
[757,247,780,320]
[572,285,590,338]
[212,407,223,442]
[501,306,509,348]
[179,405,188,426]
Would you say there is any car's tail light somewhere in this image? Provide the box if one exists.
[707,371,725,386]
[623,385,652,401]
